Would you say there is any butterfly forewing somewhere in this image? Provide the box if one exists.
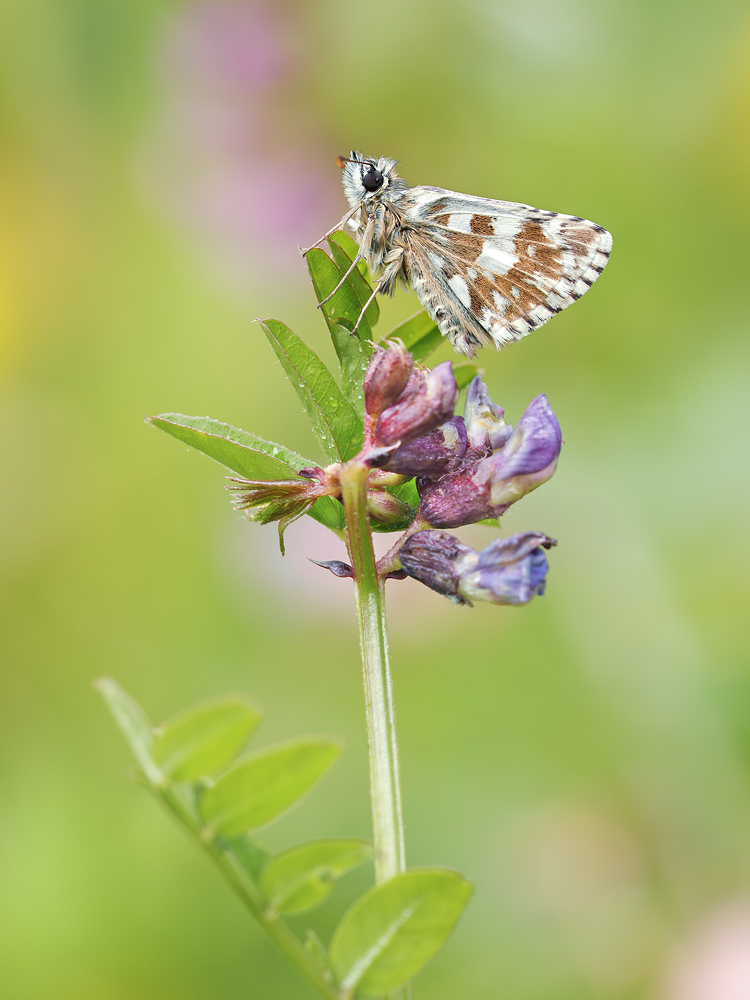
[402,186,612,353]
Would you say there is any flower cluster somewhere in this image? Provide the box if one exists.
[230,339,562,604]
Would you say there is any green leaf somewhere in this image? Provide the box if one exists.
[152,695,262,782]
[148,414,313,480]
[327,233,379,328]
[330,323,369,417]
[306,249,372,345]
[95,677,162,786]
[453,362,480,390]
[260,839,373,915]
[326,229,367,277]
[226,833,272,883]
[147,413,344,532]
[259,319,363,463]
[329,868,473,998]
[304,930,331,979]
[382,311,444,361]
[199,738,342,839]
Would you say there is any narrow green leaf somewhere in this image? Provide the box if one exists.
[330,323,369,417]
[152,695,262,782]
[326,229,366,277]
[147,413,343,532]
[199,739,342,838]
[306,249,372,345]
[226,834,272,883]
[260,839,373,915]
[329,868,473,998]
[95,677,162,786]
[259,319,363,463]
[381,311,444,361]
[148,414,313,480]
[327,233,379,328]
[309,496,346,532]
[304,930,331,978]
[453,362,480,390]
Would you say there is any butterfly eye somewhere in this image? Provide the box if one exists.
[362,167,384,192]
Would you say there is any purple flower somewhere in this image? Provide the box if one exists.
[383,416,468,477]
[398,529,556,606]
[417,387,562,528]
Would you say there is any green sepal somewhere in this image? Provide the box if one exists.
[259,318,363,464]
[152,695,262,782]
[306,248,372,346]
[329,867,473,998]
[327,233,379,329]
[199,738,342,839]
[260,838,373,915]
[381,311,443,361]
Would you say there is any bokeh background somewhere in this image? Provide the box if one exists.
[2,1,750,998]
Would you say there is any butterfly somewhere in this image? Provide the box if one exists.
[303,152,612,358]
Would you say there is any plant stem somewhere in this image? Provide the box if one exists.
[161,787,338,1000]
[339,460,406,884]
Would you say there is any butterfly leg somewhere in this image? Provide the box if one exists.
[350,248,405,335]
[299,205,360,256]
[316,250,366,307]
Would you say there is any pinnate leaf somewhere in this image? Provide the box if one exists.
[152,695,262,782]
[259,318,363,463]
[95,677,162,786]
[199,739,342,839]
[260,838,373,915]
[329,867,473,998]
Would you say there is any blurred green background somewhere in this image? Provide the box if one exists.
[2,1,750,998]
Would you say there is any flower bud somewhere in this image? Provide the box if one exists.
[374,361,459,448]
[457,532,556,606]
[464,376,511,452]
[398,530,479,604]
[383,416,467,478]
[366,488,414,526]
[479,394,561,505]
[363,341,413,423]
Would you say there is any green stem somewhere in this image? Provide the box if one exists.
[161,788,338,1000]
[339,460,406,884]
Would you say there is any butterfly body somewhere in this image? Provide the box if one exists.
[337,152,612,357]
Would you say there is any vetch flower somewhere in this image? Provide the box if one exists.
[416,388,562,528]
[399,529,556,606]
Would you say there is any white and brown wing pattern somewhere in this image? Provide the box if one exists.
[400,187,612,356]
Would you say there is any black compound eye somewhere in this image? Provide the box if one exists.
[362,167,384,192]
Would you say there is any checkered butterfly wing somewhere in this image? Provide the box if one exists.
[402,187,612,355]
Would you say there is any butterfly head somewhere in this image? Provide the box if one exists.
[337,151,405,208]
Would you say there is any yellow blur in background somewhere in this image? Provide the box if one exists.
[2,2,750,998]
